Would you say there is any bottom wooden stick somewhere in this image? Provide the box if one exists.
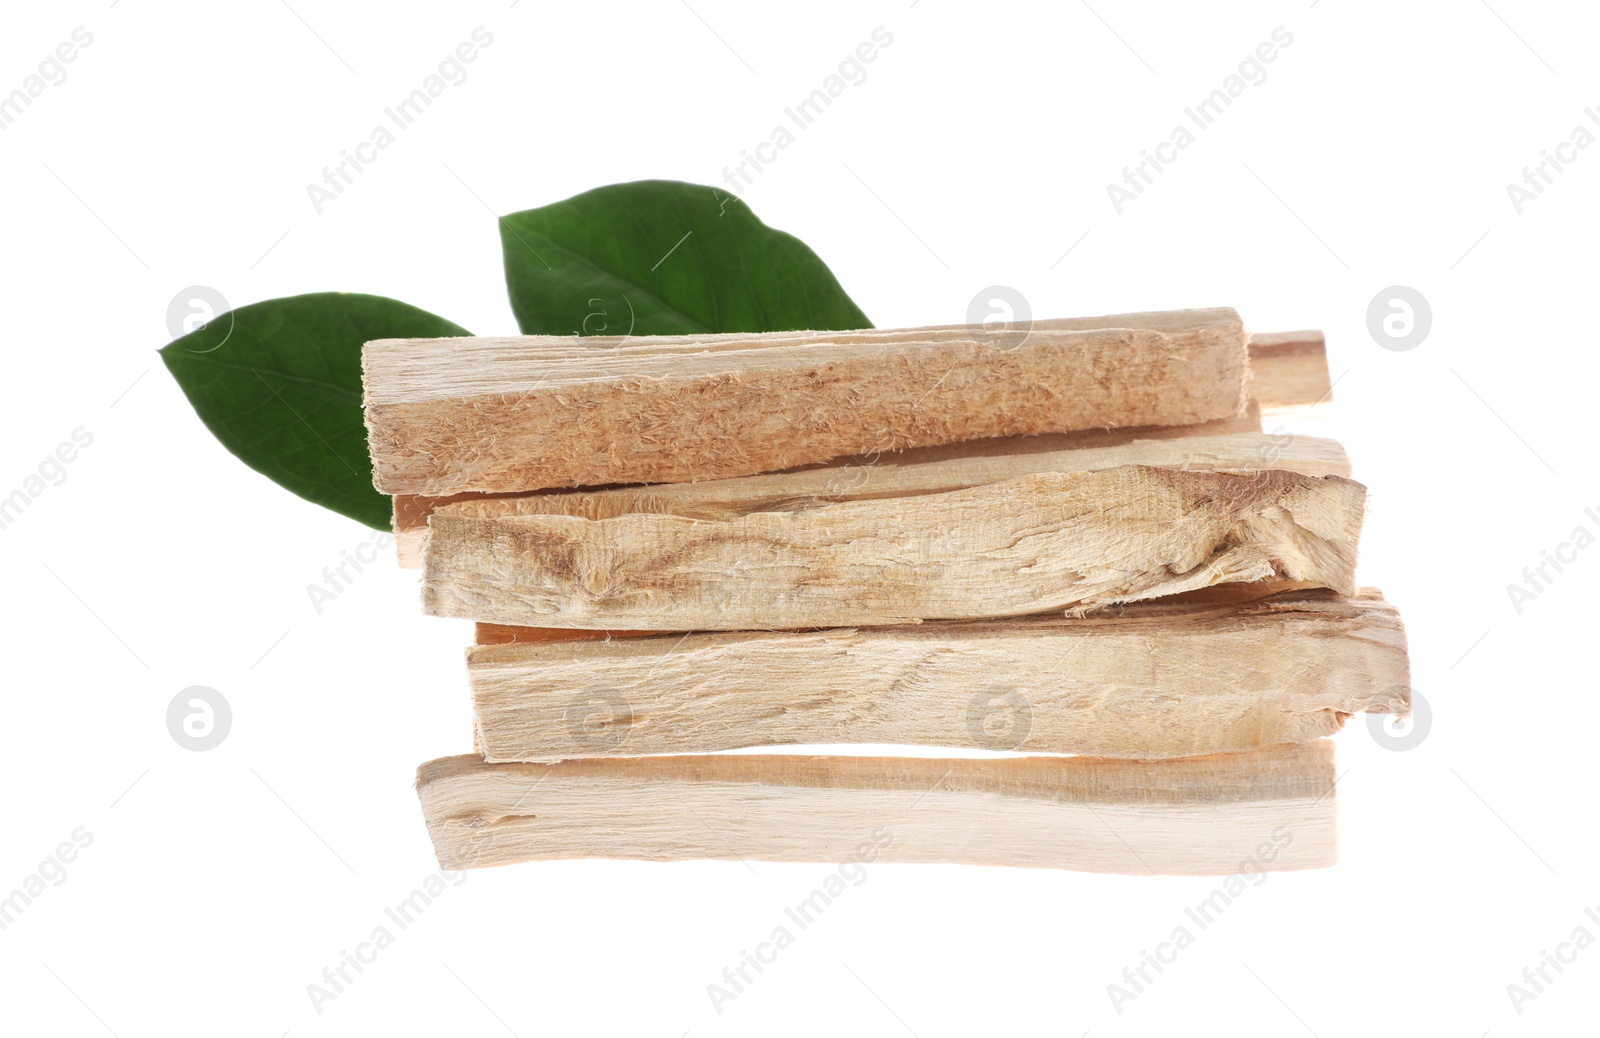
[416,742,1337,875]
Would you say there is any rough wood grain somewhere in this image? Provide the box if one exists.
[364,308,1249,496]
[433,431,1350,525]
[467,589,1407,762]
[391,418,1272,567]
[467,578,1334,646]
[422,465,1366,630]
[390,331,1330,567]
[415,741,1339,874]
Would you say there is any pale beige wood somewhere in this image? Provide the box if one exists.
[391,417,1271,566]
[422,465,1365,630]
[433,431,1350,524]
[1247,330,1333,412]
[467,589,1408,762]
[396,426,1342,569]
[468,578,1332,645]
[467,578,1332,645]
[415,742,1339,874]
[394,491,520,567]
[389,331,1332,567]
[364,308,1249,496]
[850,402,1266,464]
[474,623,656,645]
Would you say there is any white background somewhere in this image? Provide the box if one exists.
[2,1,1595,1034]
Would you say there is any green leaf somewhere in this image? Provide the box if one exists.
[159,292,470,530]
[500,180,871,336]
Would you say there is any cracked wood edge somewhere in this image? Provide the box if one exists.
[467,578,1332,645]
[422,465,1367,630]
[440,429,1350,521]
[391,418,1274,567]
[400,430,1349,568]
[467,589,1409,762]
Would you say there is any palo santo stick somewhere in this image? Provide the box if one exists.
[467,589,1408,762]
[390,331,1329,567]
[1247,330,1333,411]
[364,308,1248,495]
[423,465,1366,630]
[434,431,1350,524]
[392,415,1270,567]
[396,425,1339,568]
[415,742,1339,874]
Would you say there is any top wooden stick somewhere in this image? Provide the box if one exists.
[363,308,1249,495]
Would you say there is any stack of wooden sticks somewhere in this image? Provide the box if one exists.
[362,307,1410,875]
